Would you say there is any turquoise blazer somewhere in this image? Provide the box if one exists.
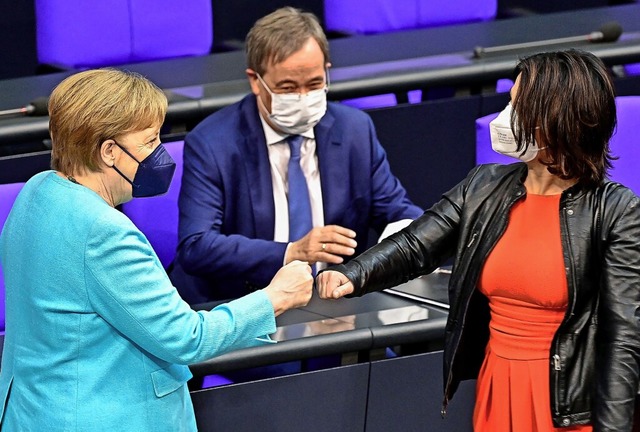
[0,171,276,431]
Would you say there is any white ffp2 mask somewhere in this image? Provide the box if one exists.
[257,74,328,135]
[489,103,545,162]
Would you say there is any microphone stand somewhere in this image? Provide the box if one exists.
[473,21,622,59]
[0,106,35,119]
[473,34,599,58]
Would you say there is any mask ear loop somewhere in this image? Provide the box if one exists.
[113,140,142,164]
[255,73,279,117]
[111,140,140,186]
[324,67,330,92]
[112,165,135,186]
[256,74,275,96]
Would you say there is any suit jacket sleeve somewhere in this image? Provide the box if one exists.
[176,124,287,289]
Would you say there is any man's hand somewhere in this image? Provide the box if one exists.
[263,260,313,316]
[315,270,354,299]
[285,225,357,265]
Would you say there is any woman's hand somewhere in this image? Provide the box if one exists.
[315,270,354,299]
[263,260,313,316]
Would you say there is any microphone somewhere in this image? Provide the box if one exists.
[0,97,49,120]
[473,21,623,58]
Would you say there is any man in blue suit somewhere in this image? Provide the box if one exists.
[170,7,423,303]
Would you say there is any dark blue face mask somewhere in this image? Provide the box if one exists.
[112,141,176,197]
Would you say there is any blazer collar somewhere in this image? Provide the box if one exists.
[239,95,276,239]
[315,107,349,225]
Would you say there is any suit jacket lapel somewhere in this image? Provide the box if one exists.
[239,95,275,239]
[315,108,349,225]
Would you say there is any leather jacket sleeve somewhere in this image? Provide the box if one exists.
[593,188,640,431]
[330,166,483,296]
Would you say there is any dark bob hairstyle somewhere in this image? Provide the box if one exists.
[512,49,616,186]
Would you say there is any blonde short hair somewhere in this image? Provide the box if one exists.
[246,7,330,75]
[49,68,167,175]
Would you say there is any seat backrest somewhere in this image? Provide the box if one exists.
[609,96,640,194]
[623,63,640,77]
[329,0,497,108]
[35,0,213,69]
[0,182,26,333]
[325,0,497,35]
[120,141,184,269]
[475,96,640,194]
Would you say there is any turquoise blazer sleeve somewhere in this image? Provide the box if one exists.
[85,210,276,365]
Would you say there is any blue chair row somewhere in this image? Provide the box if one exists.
[325,0,497,35]
[325,0,498,109]
[34,0,498,109]
[35,0,213,70]
[36,0,498,71]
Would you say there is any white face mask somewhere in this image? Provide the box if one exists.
[489,103,545,162]
[257,74,328,135]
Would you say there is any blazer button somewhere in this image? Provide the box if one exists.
[566,209,574,216]
[562,418,570,426]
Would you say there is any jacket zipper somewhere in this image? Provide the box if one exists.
[553,353,562,417]
[466,232,478,248]
[552,194,578,417]
[553,354,561,371]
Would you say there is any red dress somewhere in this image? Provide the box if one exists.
[474,193,592,432]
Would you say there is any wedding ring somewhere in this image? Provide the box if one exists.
[321,243,326,251]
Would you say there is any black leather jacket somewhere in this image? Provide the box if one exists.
[331,163,640,430]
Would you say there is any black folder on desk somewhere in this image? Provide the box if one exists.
[384,268,451,309]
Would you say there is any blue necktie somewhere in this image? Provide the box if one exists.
[287,135,313,242]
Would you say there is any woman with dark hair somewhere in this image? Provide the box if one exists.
[317,49,640,431]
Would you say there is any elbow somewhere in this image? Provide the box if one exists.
[177,237,207,274]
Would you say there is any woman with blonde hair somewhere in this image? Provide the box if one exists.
[0,68,312,431]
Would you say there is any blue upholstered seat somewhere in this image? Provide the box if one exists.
[35,0,213,69]
[0,182,26,334]
[328,0,497,110]
[325,0,497,35]
[608,96,640,194]
[625,63,640,76]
